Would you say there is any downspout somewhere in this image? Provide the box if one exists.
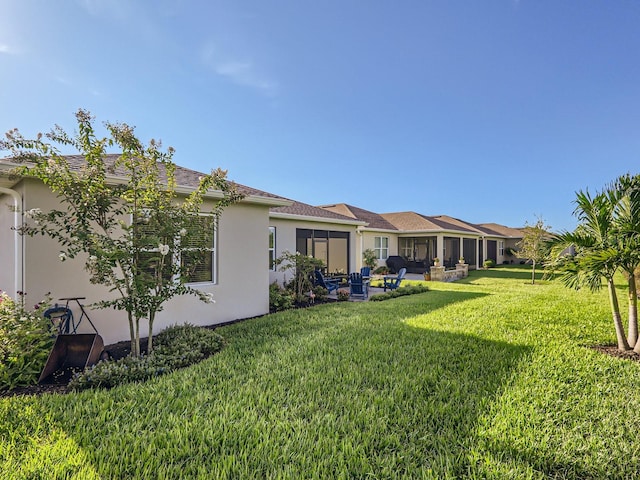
[0,187,23,299]
[356,226,364,270]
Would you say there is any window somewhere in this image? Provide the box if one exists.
[400,238,413,259]
[268,226,276,271]
[134,212,216,285]
[374,236,389,260]
[181,215,215,284]
[295,229,350,273]
[499,241,505,256]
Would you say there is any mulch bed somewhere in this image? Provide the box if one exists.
[0,339,147,399]
[591,344,640,361]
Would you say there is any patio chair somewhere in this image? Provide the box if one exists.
[314,269,340,294]
[360,266,371,278]
[349,272,369,299]
[383,267,406,292]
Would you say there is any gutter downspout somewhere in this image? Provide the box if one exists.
[0,187,23,299]
[356,226,364,270]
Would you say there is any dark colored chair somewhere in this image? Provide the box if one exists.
[314,269,340,293]
[383,267,406,292]
[349,272,369,299]
[360,266,371,278]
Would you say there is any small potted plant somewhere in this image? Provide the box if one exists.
[337,289,350,302]
[433,257,440,267]
[458,257,465,264]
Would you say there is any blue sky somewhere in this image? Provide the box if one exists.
[2,1,639,232]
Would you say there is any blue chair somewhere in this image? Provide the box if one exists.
[349,272,369,299]
[360,266,371,278]
[314,269,340,293]
[383,267,406,292]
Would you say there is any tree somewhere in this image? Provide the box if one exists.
[275,251,325,304]
[1,109,244,356]
[516,216,551,284]
[548,180,640,352]
[607,174,640,350]
[362,248,378,270]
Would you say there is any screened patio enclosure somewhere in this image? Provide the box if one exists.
[296,229,349,274]
[398,237,436,273]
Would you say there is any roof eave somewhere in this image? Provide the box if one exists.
[270,211,366,226]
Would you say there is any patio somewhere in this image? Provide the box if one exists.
[325,273,425,302]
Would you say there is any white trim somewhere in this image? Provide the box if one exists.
[0,187,23,298]
[269,211,366,226]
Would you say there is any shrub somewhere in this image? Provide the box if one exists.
[274,251,325,304]
[483,259,495,268]
[69,324,224,391]
[312,286,328,303]
[373,266,390,275]
[370,284,429,301]
[362,249,378,269]
[337,289,350,302]
[269,282,295,312]
[0,292,55,391]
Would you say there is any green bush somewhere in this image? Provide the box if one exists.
[69,324,224,391]
[362,248,378,269]
[312,286,328,303]
[269,282,295,312]
[483,259,496,268]
[0,292,55,391]
[370,284,429,301]
[373,266,390,275]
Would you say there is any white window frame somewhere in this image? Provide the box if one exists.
[268,226,276,271]
[498,240,504,257]
[374,236,389,260]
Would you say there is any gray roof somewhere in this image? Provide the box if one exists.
[1,154,288,203]
[271,200,361,223]
[319,204,398,230]
[64,154,286,200]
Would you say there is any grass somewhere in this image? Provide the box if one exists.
[2,266,640,478]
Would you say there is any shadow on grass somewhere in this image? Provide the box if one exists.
[2,290,538,478]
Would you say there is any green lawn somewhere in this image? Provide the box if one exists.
[3,266,640,479]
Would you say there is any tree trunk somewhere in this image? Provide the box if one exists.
[147,310,156,353]
[134,316,141,357]
[128,311,139,357]
[628,273,638,348]
[608,278,630,351]
[531,260,536,285]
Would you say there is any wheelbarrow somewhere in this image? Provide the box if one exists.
[38,297,105,384]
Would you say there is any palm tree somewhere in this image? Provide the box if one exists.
[549,189,630,351]
[608,174,640,350]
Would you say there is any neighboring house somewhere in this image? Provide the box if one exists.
[268,201,365,285]
[319,204,399,270]
[474,223,527,265]
[317,204,524,272]
[0,156,290,346]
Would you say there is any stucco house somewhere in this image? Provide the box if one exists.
[1,154,524,345]
[268,201,364,285]
[0,156,290,346]
[313,204,524,272]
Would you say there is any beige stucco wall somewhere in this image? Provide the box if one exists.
[360,231,399,269]
[14,179,270,346]
[268,217,358,285]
